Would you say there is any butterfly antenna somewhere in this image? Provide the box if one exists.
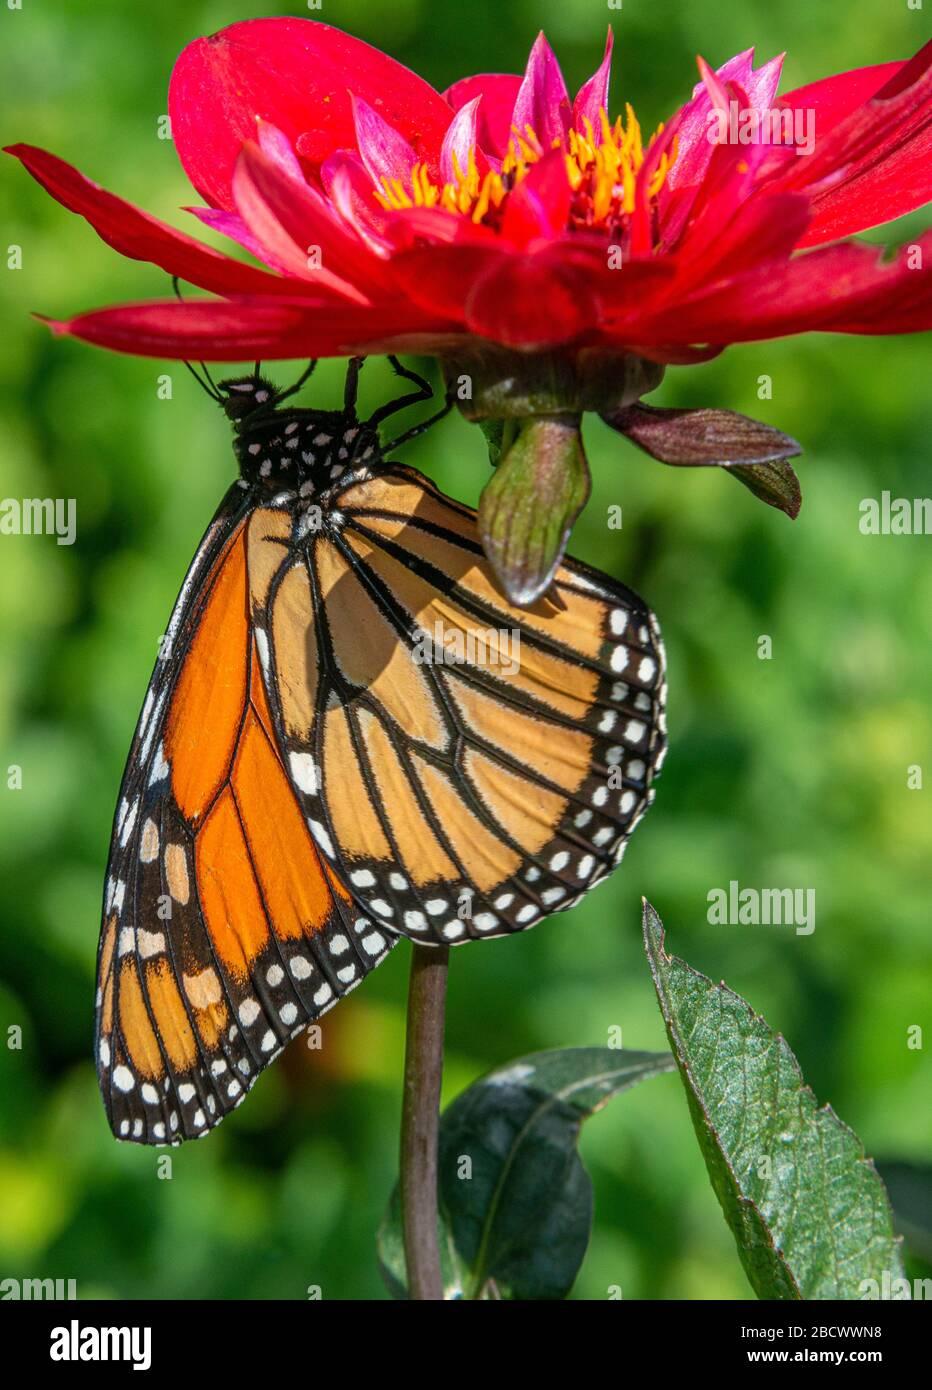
[171,276,222,402]
[181,359,222,402]
[200,362,221,395]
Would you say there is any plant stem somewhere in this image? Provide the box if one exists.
[400,941,450,1300]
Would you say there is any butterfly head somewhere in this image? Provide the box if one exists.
[216,374,280,422]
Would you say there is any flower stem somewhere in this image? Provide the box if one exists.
[400,942,450,1300]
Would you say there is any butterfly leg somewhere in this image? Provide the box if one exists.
[368,356,435,428]
[381,389,456,455]
[342,356,366,415]
[388,354,432,397]
[274,358,320,406]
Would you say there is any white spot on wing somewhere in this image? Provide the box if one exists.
[138,929,165,958]
[238,999,260,1027]
[308,819,334,858]
[289,751,319,795]
[149,743,170,786]
[118,798,139,848]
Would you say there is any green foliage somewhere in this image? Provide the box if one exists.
[0,0,929,1299]
[644,903,905,1299]
[378,1048,674,1299]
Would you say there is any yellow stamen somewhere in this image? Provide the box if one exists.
[373,105,676,236]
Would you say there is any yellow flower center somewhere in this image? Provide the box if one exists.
[374,107,676,238]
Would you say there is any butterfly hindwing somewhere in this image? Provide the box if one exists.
[257,463,667,946]
[96,484,395,1145]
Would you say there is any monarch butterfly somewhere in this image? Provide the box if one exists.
[97,356,667,1144]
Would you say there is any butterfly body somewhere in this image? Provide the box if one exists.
[96,360,667,1144]
[225,376,381,498]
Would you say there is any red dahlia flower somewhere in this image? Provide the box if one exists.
[7,18,932,600]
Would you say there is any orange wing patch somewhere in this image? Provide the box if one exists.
[164,528,249,824]
[96,488,396,1146]
[231,711,333,940]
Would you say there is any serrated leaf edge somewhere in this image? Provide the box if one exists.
[642,901,904,1300]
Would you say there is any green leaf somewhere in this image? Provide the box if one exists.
[643,902,905,1299]
[378,1046,674,1300]
[478,417,506,468]
[477,415,590,606]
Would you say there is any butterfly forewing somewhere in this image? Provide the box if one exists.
[96,482,395,1145]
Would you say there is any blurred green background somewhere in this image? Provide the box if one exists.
[1,0,930,1301]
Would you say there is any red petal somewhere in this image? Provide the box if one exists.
[780,61,904,134]
[512,33,572,149]
[658,76,796,254]
[440,98,486,183]
[796,41,932,245]
[444,74,522,158]
[386,204,495,251]
[672,191,811,287]
[664,49,784,198]
[696,54,731,112]
[389,241,601,348]
[6,143,294,296]
[47,296,458,360]
[186,206,295,274]
[499,149,572,245]
[351,94,418,186]
[466,254,596,347]
[46,298,314,358]
[233,142,385,300]
[320,151,394,254]
[573,29,613,135]
[630,236,932,344]
[255,119,306,182]
[169,17,452,211]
